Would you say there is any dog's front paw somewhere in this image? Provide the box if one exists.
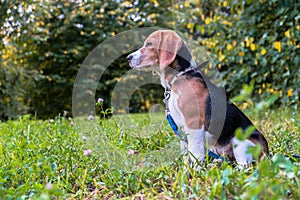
[183,126,206,171]
[188,153,205,171]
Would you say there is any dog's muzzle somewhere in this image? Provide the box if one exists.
[127,51,141,68]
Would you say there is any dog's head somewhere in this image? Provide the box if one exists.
[127,30,182,70]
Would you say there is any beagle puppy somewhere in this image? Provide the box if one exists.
[127,30,268,167]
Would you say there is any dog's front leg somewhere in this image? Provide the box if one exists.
[184,125,206,170]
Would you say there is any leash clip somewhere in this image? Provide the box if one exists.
[164,89,171,100]
[163,89,171,114]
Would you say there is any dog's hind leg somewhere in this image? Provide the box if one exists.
[232,137,256,167]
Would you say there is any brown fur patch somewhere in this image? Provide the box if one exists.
[248,135,269,158]
[172,77,208,129]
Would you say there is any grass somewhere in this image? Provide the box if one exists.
[0,108,299,199]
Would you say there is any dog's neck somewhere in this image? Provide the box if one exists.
[159,41,197,89]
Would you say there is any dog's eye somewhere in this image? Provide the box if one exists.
[145,42,152,47]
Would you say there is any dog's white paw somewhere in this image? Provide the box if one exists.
[232,137,255,168]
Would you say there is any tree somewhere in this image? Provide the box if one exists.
[1,0,176,119]
[0,0,34,120]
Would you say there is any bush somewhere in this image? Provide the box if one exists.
[181,0,299,108]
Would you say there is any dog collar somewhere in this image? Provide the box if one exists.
[168,67,195,88]
[168,60,209,88]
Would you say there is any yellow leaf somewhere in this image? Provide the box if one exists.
[187,23,193,29]
[238,51,245,57]
[223,1,227,7]
[261,48,267,55]
[145,100,150,109]
[184,1,190,7]
[168,21,176,26]
[226,44,232,50]
[232,40,237,47]
[151,0,159,6]
[120,1,131,7]
[287,88,293,97]
[245,37,254,47]
[274,41,281,52]
[246,40,250,47]
[222,20,232,26]
[205,17,211,25]
[201,28,205,34]
[258,89,262,94]
[147,13,156,19]
[242,102,248,109]
[108,11,116,15]
[4,97,10,103]
[219,54,225,61]
[249,37,254,43]
[64,2,70,7]
[98,14,104,18]
[250,43,256,51]
[240,41,244,47]
[284,30,290,38]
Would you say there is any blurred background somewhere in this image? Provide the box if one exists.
[0,0,299,120]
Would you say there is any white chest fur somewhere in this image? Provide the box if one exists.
[168,90,186,128]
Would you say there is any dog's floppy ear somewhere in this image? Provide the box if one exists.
[158,31,182,70]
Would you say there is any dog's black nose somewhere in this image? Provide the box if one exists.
[127,55,133,61]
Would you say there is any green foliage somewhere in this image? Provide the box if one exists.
[1,0,299,120]
[183,0,300,108]
[0,109,299,199]
[235,125,256,141]
[0,0,175,119]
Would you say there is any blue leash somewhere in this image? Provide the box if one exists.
[166,114,183,140]
[166,113,233,163]
[292,154,300,159]
[167,113,300,163]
